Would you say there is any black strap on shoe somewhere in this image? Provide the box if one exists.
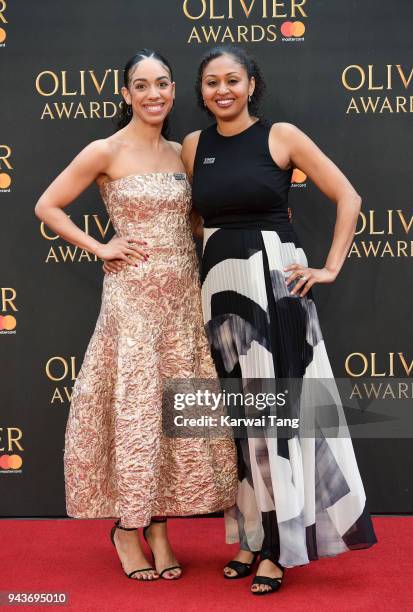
[159,565,182,578]
[251,552,284,595]
[225,559,252,577]
[224,551,259,578]
[151,516,167,523]
[143,517,167,541]
[114,519,137,531]
[128,567,156,579]
[143,516,167,536]
[251,575,283,594]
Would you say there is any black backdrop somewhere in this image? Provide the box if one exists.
[1,1,412,516]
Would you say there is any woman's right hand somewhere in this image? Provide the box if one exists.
[95,236,148,264]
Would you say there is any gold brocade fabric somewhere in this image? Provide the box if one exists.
[64,172,237,528]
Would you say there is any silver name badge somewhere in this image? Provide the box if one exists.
[203,157,215,165]
[174,173,186,180]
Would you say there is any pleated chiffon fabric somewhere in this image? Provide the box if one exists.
[201,226,377,567]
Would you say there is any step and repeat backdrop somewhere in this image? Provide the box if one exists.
[1,1,412,516]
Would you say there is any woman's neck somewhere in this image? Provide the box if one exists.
[124,117,164,148]
[215,111,256,137]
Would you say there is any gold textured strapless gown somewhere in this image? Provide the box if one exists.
[64,172,237,528]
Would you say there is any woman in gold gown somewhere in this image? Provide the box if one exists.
[34,49,237,582]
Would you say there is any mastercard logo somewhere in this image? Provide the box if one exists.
[0,314,16,330]
[0,172,11,189]
[0,454,23,470]
[0,28,6,44]
[281,21,306,37]
[292,169,307,183]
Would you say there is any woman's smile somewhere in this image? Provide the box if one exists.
[143,102,165,115]
[215,98,235,108]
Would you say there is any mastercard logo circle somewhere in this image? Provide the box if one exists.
[292,169,307,183]
[0,173,11,189]
[281,21,306,37]
[0,28,6,44]
[0,454,23,470]
[0,315,17,330]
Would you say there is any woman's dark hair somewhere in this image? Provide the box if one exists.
[115,49,173,136]
[195,45,265,117]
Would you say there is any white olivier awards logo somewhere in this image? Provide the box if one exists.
[46,356,78,404]
[35,69,123,120]
[0,144,13,191]
[342,64,413,114]
[182,0,309,44]
[40,213,111,263]
[348,209,413,258]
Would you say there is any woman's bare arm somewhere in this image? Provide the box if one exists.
[34,140,146,263]
[269,123,361,296]
[181,130,204,240]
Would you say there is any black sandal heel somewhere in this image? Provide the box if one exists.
[251,559,284,595]
[223,551,260,579]
[110,519,157,580]
[143,517,182,580]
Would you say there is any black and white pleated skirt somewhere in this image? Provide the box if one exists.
[200,224,377,568]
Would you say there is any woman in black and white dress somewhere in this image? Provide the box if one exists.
[181,45,377,596]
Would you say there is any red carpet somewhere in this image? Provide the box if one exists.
[0,517,411,611]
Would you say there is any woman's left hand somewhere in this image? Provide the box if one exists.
[103,259,127,274]
[284,264,337,297]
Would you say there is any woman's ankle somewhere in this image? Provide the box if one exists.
[145,521,168,541]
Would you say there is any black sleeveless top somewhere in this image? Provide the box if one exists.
[192,119,293,231]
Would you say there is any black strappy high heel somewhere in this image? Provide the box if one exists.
[110,519,158,580]
[251,558,284,595]
[223,550,260,579]
[143,517,182,580]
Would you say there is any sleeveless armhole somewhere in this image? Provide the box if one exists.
[266,122,293,174]
[192,129,207,177]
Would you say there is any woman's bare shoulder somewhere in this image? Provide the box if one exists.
[270,122,304,139]
[169,140,182,154]
[182,130,202,148]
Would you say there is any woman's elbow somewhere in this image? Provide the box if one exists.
[354,192,362,210]
[34,197,48,220]
[346,190,362,215]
